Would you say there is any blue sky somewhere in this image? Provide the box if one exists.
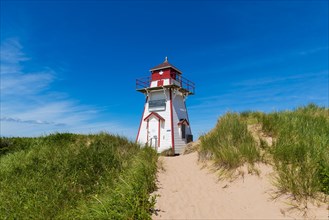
[1,0,328,139]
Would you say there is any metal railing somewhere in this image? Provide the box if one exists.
[179,75,195,94]
[136,75,195,95]
[136,76,151,90]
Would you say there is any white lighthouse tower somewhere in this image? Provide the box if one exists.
[136,57,195,154]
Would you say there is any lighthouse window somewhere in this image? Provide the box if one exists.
[170,73,176,80]
[149,99,166,111]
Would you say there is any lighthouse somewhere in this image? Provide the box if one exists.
[136,57,195,154]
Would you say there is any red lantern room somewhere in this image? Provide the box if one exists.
[136,57,195,95]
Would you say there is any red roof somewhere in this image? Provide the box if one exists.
[177,119,189,126]
[150,57,182,74]
[144,112,165,121]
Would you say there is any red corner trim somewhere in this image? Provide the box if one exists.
[144,112,165,121]
[146,119,149,145]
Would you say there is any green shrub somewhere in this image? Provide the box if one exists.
[0,138,11,155]
[0,137,38,156]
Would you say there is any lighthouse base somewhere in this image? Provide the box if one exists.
[146,134,193,155]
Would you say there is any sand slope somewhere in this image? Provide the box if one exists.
[153,152,328,219]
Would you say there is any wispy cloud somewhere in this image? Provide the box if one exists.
[0,38,134,137]
[1,71,54,96]
[1,116,66,126]
[0,38,29,66]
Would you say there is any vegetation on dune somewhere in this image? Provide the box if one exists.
[68,146,158,219]
[0,133,157,219]
[1,104,327,218]
[257,104,329,198]
[200,104,329,200]
[200,113,261,169]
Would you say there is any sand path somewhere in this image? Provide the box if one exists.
[153,152,328,219]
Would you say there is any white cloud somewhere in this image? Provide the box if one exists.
[0,38,29,65]
[1,116,66,126]
[0,38,134,138]
[1,71,54,96]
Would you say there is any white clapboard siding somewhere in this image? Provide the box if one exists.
[137,90,172,152]
[172,91,191,154]
[137,86,193,154]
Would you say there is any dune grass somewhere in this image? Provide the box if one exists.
[66,146,158,219]
[200,104,329,200]
[199,113,261,169]
[256,104,329,199]
[0,133,157,219]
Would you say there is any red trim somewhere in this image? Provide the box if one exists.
[158,120,161,148]
[146,119,149,145]
[136,97,148,142]
[157,80,164,86]
[178,119,189,126]
[169,88,175,152]
[144,112,165,121]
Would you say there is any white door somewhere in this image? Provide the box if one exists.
[148,118,158,149]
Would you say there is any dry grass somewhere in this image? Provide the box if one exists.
[183,139,200,155]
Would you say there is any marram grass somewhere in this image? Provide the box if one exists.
[199,112,261,169]
[260,104,329,199]
[0,133,157,219]
[200,104,329,200]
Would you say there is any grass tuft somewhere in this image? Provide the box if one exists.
[199,113,261,169]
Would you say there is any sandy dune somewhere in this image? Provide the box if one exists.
[153,152,328,220]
